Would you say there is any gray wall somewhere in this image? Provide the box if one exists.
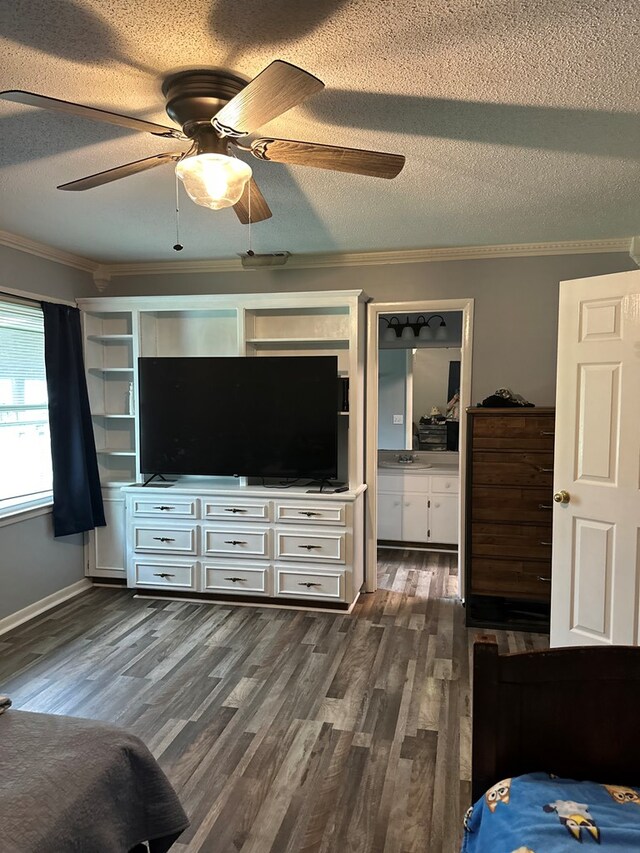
[0,245,96,621]
[106,251,637,406]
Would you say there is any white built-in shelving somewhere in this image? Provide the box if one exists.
[78,291,367,582]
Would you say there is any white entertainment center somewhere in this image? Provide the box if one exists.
[77,289,367,609]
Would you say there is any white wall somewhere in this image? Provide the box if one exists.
[0,245,96,621]
[106,251,637,406]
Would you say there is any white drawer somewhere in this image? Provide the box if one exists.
[275,529,345,564]
[275,502,346,526]
[131,498,198,519]
[202,498,271,523]
[430,476,459,494]
[202,526,271,559]
[133,560,197,590]
[377,472,430,493]
[133,525,197,554]
[275,566,345,601]
[202,563,269,595]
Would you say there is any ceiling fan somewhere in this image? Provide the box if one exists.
[0,61,405,224]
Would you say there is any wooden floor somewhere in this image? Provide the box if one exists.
[0,550,547,853]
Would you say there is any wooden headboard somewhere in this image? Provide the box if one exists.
[471,639,640,803]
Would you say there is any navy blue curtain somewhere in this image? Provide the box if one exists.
[42,302,105,537]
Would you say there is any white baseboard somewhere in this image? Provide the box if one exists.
[0,578,92,637]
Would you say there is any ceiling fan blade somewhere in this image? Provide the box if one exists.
[212,61,324,138]
[233,178,272,224]
[250,138,405,179]
[57,152,180,191]
[0,90,185,139]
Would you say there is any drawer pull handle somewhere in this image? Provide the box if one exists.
[224,508,247,513]
[540,541,552,546]
[299,581,321,588]
[539,431,555,436]
[299,544,321,550]
[224,576,245,583]
[537,576,551,582]
[152,536,175,542]
[299,511,320,517]
[224,540,247,545]
[153,572,175,579]
[536,466,554,473]
[538,503,553,510]
[153,506,174,511]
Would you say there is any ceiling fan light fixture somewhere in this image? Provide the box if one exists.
[176,152,252,210]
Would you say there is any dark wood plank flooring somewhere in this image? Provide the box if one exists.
[0,550,547,852]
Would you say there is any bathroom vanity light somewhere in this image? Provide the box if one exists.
[382,314,448,341]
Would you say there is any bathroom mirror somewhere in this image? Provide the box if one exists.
[378,346,461,451]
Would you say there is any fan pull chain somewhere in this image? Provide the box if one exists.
[247,178,253,256]
[173,170,183,251]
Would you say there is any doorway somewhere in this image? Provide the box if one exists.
[365,299,474,594]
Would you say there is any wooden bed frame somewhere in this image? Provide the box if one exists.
[471,639,640,803]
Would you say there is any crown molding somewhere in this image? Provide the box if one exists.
[0,229,633,279]
[103,237,633,277]
[0,229,99,274]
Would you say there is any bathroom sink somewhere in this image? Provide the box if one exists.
[379,461,432,469]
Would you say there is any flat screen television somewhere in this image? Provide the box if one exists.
[138,355,339,479]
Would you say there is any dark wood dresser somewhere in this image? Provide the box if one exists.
[465,407,555,631]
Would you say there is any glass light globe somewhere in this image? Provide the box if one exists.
[176,153,252,210]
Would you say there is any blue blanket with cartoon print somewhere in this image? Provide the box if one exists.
[462,773,640,851]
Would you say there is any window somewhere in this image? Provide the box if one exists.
[0,299,53,516]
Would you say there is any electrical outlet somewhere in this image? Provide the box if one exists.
[393,414,404,424]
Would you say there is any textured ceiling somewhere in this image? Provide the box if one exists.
[1,0,639,263]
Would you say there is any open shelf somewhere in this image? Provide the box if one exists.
[92,413,135,419]
[89,367,134,375]
[96,449,137,456]
[246,337,350,348]
[87,334,134,343]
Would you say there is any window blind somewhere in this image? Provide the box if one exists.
[0,299,53,509]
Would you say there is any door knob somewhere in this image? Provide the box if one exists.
[554,490,570,504]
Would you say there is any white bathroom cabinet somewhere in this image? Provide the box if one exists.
[377,468,459,545]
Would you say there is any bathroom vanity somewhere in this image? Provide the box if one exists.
[377,461,459,545]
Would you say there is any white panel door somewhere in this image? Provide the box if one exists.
[402,493,429,542]
[429,494,459,545]
[551,270,640,647]
[377,492,402,540]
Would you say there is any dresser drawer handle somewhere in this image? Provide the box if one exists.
[298,544,321,550]
[153,572,175,578]
[535,466,554,473]
[152,536,175,542]
[153,506,174,511]
[538,503,553,510]
[537,576,551,582]
[224,540,247,545]
[539,431,555,436]
[299,581,321,588]
[540,541,552,546]
[224,576,245,583]
[299,511,321,517]
[224,508,247,513]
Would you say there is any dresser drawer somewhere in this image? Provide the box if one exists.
[275,501,347,526]
[133,525,197,554]
[430,475,459,495]
[275,566,345,601]
[471,557,551,602]
[131,498,198,519]
[275,529,345,563]
[202,563,269,595]
[472,451,554,487]
[471,486,554,523]
[471,522,552,560]
[472,415,556,450]
[202,526,271,559]
[133,559,197,590]
[202,498,271,523]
